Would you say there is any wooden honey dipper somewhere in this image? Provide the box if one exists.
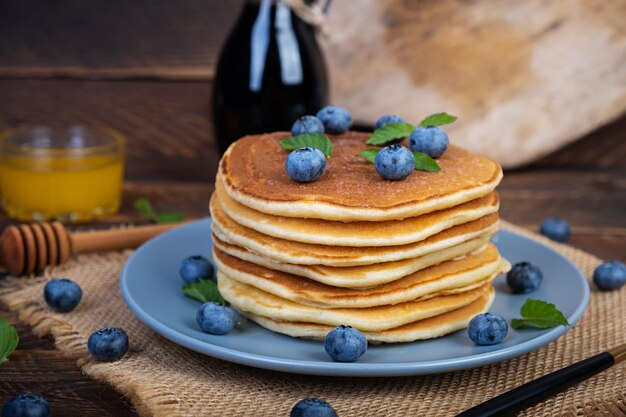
[0,221,182,277]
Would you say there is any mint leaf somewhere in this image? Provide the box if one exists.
[366,122,415,145]
[358,148,441,172]
[279,134,333,157]
[182,279,225,304]
[418,112,458,127]
[511,299,570,329]
[135,198,184,224]
[0,316,19,364]
[413,152,441,172]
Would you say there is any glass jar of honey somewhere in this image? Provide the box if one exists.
[0,126,125,222]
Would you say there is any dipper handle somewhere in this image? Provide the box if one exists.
[70,223,179,253]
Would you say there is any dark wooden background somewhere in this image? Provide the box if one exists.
[0,1,624,416]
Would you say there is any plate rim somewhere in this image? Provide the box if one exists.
[120,218,590,377]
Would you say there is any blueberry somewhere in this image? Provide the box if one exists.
[540,218,571,242]
[87,327,129,362]
[324,325,367,362]
[43,278,82,313]
[506,262,543,294]
[290,398,338,417]
[291,115,325,136]
[2,394,50,417]
[374,144,415,180]
[468,313,508,346]
[593,261,626,291]
[196,302,237,335]
[316,106,352,134]
[374,114,406,130]
[180,255,214,284]
[409,126,449,158]
[285,147,327,183]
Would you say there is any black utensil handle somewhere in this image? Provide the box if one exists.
[457,352,615,417]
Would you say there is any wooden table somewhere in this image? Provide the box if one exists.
[1,1,625,415]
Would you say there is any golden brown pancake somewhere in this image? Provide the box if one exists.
[244,288,495,343]
[214,181,500,246]
[213,243,508,307]
[211,191,500,266]
[219,132,502,221]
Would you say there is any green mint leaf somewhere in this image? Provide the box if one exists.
[358,148,441,173]
[511,299,570,329]
[135,198,184,224]
[279,134,333,157]
[182,279,225,304]
[0,316,19,364]
[366,122,415,145]
[358,148,380,164]
[413,152,441,172]
[418,112,458,127]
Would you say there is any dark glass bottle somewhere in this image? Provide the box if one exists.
[212,0,329,153]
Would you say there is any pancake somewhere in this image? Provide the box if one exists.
[213,235,491,287]
[218,274,493,332]
[244,287,495,343]
[211,191,500,266]
[220,132,502,221]
[214,243,508,307]
[214,180,500,247]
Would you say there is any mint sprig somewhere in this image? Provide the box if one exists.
[182,279,225,304]
[0,316,19,364]
[358,148,441,172]
[511,299,570,329]
[135,198,184,224]
[418,112,457,127]
[279,134,333,157]
[366,122,415,145]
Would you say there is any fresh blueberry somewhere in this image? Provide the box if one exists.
[290,398,338,417]
[285,147,327,183]
[291,115,325,136]
[43,278,82,313]
[374,144,415,180]
[316,105,352,134]
[374,114,406,130]
[468,313,508,346]
[593,261,626,291]
[409,126,449,158]
[324,325,367,362]
[87,327,129,362]
[540,218,571,242]
[180,255,214,284]
[196,302,237,335]
[506,261,543,294]
[2,394,51,417]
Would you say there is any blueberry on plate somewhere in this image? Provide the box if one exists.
[285,147,327,183]
[88,327,129,362]
[539,217,571,242]
[409,126,449,158]
[196,302,237,335]
[180,255,214,284]
[43,278,82,313]
[374,114,406,130]
[506,261,543,294]
[324,325,367,362]
[374,144,415,180]
[290,398,338,417]
[468,313,508,346]
[2,394,51,417]
[291,115,325,136]
[593,261,626,291]
[316,106,352,134]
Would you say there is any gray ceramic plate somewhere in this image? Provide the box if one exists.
[120,219,589,377]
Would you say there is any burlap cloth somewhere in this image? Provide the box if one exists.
[1,221,625,417]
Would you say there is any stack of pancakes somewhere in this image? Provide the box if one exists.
[210,132,510,343]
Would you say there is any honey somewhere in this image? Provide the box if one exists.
[0,127,125,222]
